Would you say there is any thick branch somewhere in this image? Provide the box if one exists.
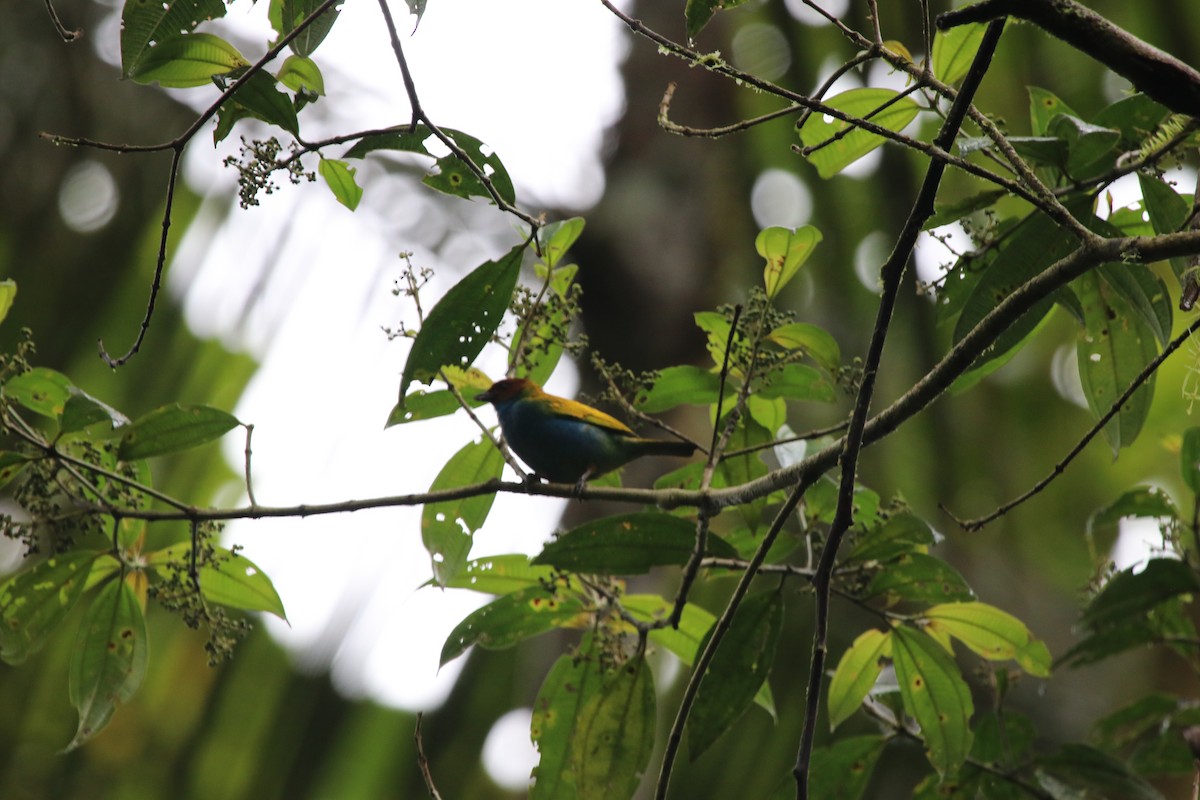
[939,0,1200,117]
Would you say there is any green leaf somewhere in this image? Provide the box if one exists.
[280,0,343,58]
[422,437,506,587]
[531,636,605,800]
[755,363,836,403]
[1139,172,1192,282]
[932,22,987,85]
[440,585,584,667]
[1185,430,1200,495]
[757,225,823,300]
[397,243,525,407]
[1058,622,1160,669]
[385,389,462,426]
[952,205,1083,377]
[623,594,776,716]
[437,554,555,595]
[828,628,891,730]
[277,54,325,95]
[1046,114,1119,178]
[61,389,129,435]
[404,0,428,30]
[66,579,149,750]
[117,404,239,461]
[798,89,921,178]
[127,32,248,88]
[514,262,577,386]
[1074,270,1159,454]
[1093,94,1171,147]
[532,512,736,575]
[1097,262,1172,348]
[635,366,722,413]
[1090,486,1179,533]
[0,552,98,665]
[809,735,887,800]
[1037,744,1162,800]
[0,279,16,326]
[766,322,841,371]
[1028,87,1079,136]
[5,367,73,419]
[572,655,656,800]
[892,626,974,777]
[959,135,1068,168]
[147,543,286,620]
[1083,559,1200,629]
[688,591,783,759]
[120,0,226,80]
[318,158,363,210]
[538,217,586,269]
[865,553,974,606]
[684,0,750,39]
[0,452,31,491]
[423,129,516,206]
[226,71,300,136]
[925,601,1051,677]
[845,512,935,564]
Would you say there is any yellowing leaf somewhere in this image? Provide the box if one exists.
[757,225,823,299]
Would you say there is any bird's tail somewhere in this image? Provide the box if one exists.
[635,439,697,458]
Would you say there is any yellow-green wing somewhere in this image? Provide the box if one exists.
[543,395,635,435]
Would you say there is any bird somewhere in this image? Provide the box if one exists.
[475,377,696,490]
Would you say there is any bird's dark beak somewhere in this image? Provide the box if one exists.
[475,389,492,403]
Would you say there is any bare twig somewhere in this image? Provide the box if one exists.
[242,424,258,507]
[949,314,1200,530]
[415,713,444,800]
[43,0,81,42]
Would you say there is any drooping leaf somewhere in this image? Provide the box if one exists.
[925,601,1051,677]
[120,0,227,80]
[892,626,974,776]
[1184,430,1200,495]
[684,0,751,39]
[422,437,506,586]
[1096,262,1172,348]
[223,71,300,136]
[688,591,783,759]
[117,404,239,461]
[1139,172,1192,282]
[538,217,586,269]
[279,0,343,58]
[572,655,656,800]
[623,594,776,716]
[423,129,516,206]
[66,578,149,750]
[60,389,129,435]
[277,54,325,95]
[798,89,921,178]
[0,552,99,665]
[828,628,892,730]
[533,512,736,575]
[318,158,363,210]
[809,735,888,800]
[0,279,16,325]
[0,452,31,491]
[531,635,605,800]
[397,243,525,408]
[126,32,248,88]
[932,21,988,85]
[1074,270,1159,454]
[757,225,823,300]
[439,585,585,667]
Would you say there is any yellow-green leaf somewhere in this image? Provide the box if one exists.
[757,225,823,299]
[828,628,892,729]
[925,601,1051,677]
[798,89,921,178]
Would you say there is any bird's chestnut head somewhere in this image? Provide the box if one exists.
[476,377,538,405]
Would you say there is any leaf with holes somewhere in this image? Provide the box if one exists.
[397,242,525,409]
[439,585,586,667]
[798,89,921,178]
[423,128,516,206]
[422,437,506,586]
[531,634,605,800]
[572,655,656,800]
[0,551,99,665]
[121,0,227,79]
[127,32,248,88]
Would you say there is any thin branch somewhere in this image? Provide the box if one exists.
[659,82,803,139]
[415,713,444,800]
[242,424,258,508]
[43,0,81,42]
[950,314,1200,530]
[793,20,1007,799]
